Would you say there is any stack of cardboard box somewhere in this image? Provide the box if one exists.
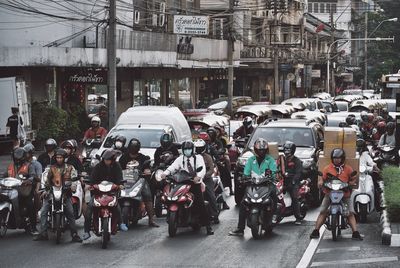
[319,127,359,188]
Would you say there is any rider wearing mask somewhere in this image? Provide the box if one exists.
[233,116,254,139]
[37,138,57,172]
[83,149,126,240]
[310,148,363,240]
[119,138,160,228]
[378,122,396,147]
[113,135,127,154]
[83,116,108,143]
[61,139,83,173]
[154,133,179,167]
[7,147,37,234]
[229,138,277,236]
[34,149,82,242]
[161,141,214,235]
[282,141,303,225]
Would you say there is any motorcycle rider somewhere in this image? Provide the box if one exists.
[233,116,254,139]
[83,149,127,240]
[381,108,394,123]
[378,122,396,147]
[113,135,127,154]
[229,138,277,236]
[82,116,108,143]
[61,139,83,173]
[23,143,42,233]
[310,148,363,240]
[37,138,57,172]
[161,141,214,235]
[7,147,37,233]
[282,141,303,225]
[119,138,160,227]
[34,149,82,242]
[154,133,179,167]
[372,121,386,144]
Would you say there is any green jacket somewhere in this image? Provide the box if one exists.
[243,154,277,179]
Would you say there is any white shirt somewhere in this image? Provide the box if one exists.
[359,151,375,173]
[378,133,396,147]
[163,154,206,183]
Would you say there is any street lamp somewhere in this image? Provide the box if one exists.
[369,18,398,37]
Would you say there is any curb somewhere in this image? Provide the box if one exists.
[379,181,395,246]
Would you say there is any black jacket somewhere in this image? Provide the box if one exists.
[90,161,123,185]
[66,155,83,173]
[153,145,180,167]
[119,152,150,171]
[37,153,56,172]
[284,156,303,185]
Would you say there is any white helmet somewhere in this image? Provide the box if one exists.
[193,139,206,154]
[91,116,101,124]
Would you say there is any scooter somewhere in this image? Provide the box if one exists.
[351,165,375,223]
[162,167,206,237]
[212,166,229,212]
[119,161,147,228]
[374,146,399,169]
[87,180,120,249]
[323,171,356,241]
[274,175,310,224]
[241,171,276,239]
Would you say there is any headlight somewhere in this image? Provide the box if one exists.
[302,158,314,169]
[238,157,248,166]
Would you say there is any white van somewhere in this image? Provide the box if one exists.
[95,106,191,160]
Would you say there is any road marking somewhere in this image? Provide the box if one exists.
[296,225,326,268]
[310,256,398,267]
[323,233,353,239]
[316,246,360,254]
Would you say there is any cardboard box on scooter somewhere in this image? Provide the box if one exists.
[323,127,357,158]
[268,142,279,160]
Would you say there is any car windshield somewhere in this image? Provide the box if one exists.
[103,128,166,148]
[387,102,396,112]
[336,102,348,112]
[248,127,314,148]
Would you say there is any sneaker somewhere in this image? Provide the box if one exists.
[30,226,39,235]
[149,221,160,228]
[310,229,320,239]
[222,202,230,210]
[229,228,244,236]
[71,233,82,243]
[82,232,91,240]
[33,233,48,241]
[352,231,364,241]
[119,223,128,231]
[295,219,302,225]
[272,215,278,224]
[206,225,214,235]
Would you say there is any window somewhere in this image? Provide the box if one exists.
[308,3,313,12]
[331,3,336,13]
[313,3,319,13]
[326,3,331,14]
[320,3,325,13]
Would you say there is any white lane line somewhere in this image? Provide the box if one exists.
[310,256,398,267]
[296,225,326,268]
[323,233,352,239]
[316,246,360,254]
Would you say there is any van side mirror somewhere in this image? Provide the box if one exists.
[319,140,324,149]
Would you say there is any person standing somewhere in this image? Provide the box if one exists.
[6,107,23,148]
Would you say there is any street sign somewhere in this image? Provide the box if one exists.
[311,69,321,78]
[173,15,209,35]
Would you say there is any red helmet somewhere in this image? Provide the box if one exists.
[367,113,374,123]
[198,132,210,142]
[377,121,386,133]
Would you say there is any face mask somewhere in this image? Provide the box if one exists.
[115,141,123,149]
[183,149,192,157]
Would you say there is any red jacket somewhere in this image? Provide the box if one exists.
[322,163,355,198]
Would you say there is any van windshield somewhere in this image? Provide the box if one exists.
[248,127,314,148]
[103,129,166,148]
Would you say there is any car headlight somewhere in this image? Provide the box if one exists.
[302,158,314,169]
[237,157,248,166]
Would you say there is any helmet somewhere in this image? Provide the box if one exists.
[114,135,126,149]
[160,133,173,148]
[253,138,269,158]
[44,138,57,152]
[386,122,395,132]
[367,113,374,123]
[193,139,206,154]
[23,143,35,155]
[102,149,117,161]
[13,148,26,164]
[345,115,356,125]
[376,116,384,122]
[360,111,368,122]
[243,116,253,129]
[61,140,75,149]
[338,122,348,128]
[377,121,386,133]
[330,148,345,166]
[54,148,67,159]
[356,139,366,152]
[182,141,195,157]
[198,132,210,143]
[283,141,296,157]
[128,138,141,154]
[213,124,224,137]
[206,127,217,142]
[91,116,101,127]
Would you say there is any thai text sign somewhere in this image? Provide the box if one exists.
[173,15,209,35]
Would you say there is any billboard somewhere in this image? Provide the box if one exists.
[173,15,209,35]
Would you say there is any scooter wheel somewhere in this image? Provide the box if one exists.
[250,214,263,239]
[168,211,178,237]
[101,217,109,249]
[0,212,8,238]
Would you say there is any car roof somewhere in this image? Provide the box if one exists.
[260,119,319,128]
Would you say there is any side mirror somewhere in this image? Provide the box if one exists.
[319,140,324,149]
[196,166,203,172]
[235,138,247,148]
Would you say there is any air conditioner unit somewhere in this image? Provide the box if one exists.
[134,10,140,24]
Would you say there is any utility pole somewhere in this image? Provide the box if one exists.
[273,2,279,104]
[108,0,117,129]
[227,0,234,115]
[329,7,335,95]
[364,11,368,93]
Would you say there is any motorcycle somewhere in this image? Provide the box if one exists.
[274,175,310,224]
[323,171,356,241]
[351,165,375,223]
[86,180,121,249]
[241,172,276,239]
[211,166,229,212]
[161,167,206,237]
[119,160,147,228]
[374,146,399,169]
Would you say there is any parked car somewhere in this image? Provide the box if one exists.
[233,105,273,124]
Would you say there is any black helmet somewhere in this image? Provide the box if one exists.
[128,138,141,154]
[283,141,296,157]
[386,122,395,131]
[114,135,127,149]
[54,148,67,159]
[182,141,195,157]
[45,138,57,152]
[356,139,366,153]
[13,148,26,164]
[206,127,217,142]
[330,148,345,166]
[160,133,173,148]
[253,138,269,158]
[243,116,253,129]
[102,149,117,161]
[338,121,348,128]
[345,115,356,125]
[23,143,35,155]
